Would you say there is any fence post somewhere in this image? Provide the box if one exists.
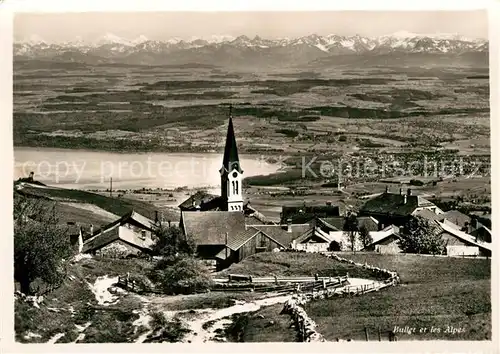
[364,327,369,341]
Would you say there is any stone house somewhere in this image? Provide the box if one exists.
[82,210,157,258]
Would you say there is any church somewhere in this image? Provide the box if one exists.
[178,107,314,270]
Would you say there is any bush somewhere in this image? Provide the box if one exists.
[151,256,213,295]
[144,313,190,343]
[409,179,425,186]
[338,135,347,142]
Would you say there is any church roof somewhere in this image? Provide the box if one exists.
[221,115,243,173]
[181,211,247,245]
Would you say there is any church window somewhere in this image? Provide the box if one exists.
[232,172,238,178]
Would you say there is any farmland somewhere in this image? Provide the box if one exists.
[13,63,490,157]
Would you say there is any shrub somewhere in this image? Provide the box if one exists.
[409,179,425,186]
[151,256,213,295]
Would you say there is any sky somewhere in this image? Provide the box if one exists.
[14,11,488,43]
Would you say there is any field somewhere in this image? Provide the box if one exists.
[305,253,491,341]
[14,63,490,157]
[216,252,384,280]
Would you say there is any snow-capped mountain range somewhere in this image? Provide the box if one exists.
[14,32,488,67]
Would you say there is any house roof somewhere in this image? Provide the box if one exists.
[82,223,155,253]
[317,216,379,232]
[435,220,491,252]
[225,228,261,251]
[281,205,340,224]
[181,211,247,245]
[252,224,312,247]
[294,227,332,244]
[442,210,471,229]
[360,192,435,217]
[369,225,401,245]
[94,210,156,235]
[413,209,445,222]
[244,203,275,225]
[178,191,224,211]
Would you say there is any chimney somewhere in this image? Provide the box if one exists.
[90,224,94,235]
[287,218,292,233]
[403,194,407,204]
[407,189,412,196]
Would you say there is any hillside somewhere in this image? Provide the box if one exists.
[15,182,180,227]
[306,253,491,341]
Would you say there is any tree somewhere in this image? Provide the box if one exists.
[343,212,359,252]
[14,196,73,295]
[152,225,196,259]
[399,216,446,255]
[358,224,373,250]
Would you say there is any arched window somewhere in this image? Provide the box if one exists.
[235,180,239,195]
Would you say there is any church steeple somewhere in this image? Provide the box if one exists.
[221,105,243,174]
[220,105,244,212]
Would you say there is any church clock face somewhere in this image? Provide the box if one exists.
[232,172,238,178]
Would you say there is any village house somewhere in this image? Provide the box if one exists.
[434,220,492,257]
[280,204,341,224]
[359,187,443,227]
[82,210,158,258]
[290,217,400,253]
[363,219,491,256]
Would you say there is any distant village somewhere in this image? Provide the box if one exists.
[63,112,492,271]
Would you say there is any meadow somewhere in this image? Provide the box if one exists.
[305,253,491,341]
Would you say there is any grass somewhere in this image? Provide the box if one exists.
[15,185,177,222]
[224,304,297,342]
[305,253,491,341]
[216,252,384,280]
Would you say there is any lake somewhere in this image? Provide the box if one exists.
[14,147,282,190]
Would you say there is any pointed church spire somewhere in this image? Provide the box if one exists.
[222,104,243,173]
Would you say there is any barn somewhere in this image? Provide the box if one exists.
[180,211,287,270]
